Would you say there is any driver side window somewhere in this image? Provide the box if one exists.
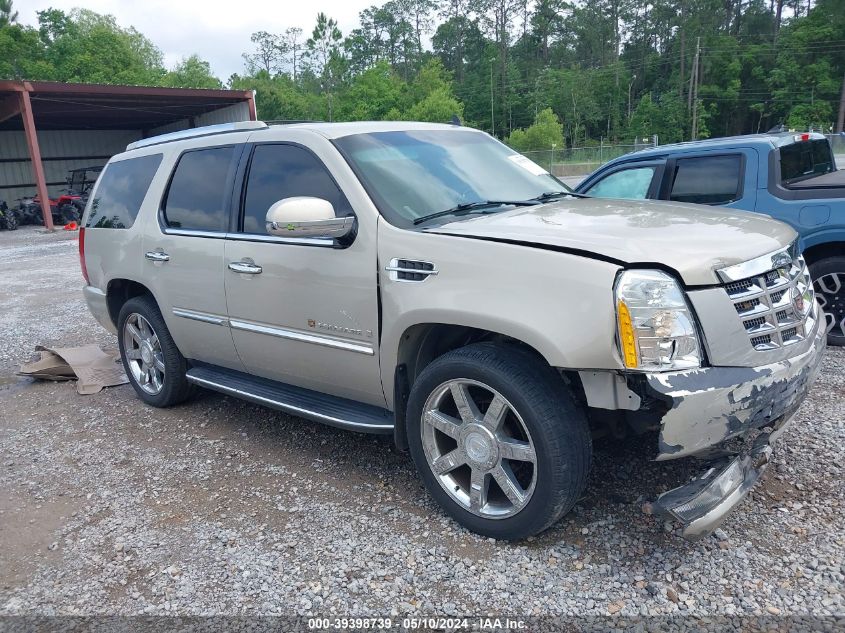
[241,144,353,235]
[585,166,656,200]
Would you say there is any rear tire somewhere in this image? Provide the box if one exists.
[0,209,15,231]
[810,256,845,346]
[4,211,18,230]
[117,295,195,407]
[59,204,80,224]
[406,343,591,540]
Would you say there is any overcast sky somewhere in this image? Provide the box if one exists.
[20,0,373,80]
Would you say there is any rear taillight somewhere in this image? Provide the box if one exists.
[79,226,89,284]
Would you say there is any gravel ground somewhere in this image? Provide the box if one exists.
[0,226,843,621]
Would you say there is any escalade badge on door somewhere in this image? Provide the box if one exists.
[307,319,372,338]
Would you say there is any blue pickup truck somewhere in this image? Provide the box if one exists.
[575,132,844,346]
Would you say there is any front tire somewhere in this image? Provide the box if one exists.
[117,295,195,407]
[810,256,845,346]
[406,343,591,540]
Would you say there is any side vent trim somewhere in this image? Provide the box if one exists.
[385,258,438,282]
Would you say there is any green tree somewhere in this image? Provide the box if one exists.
[39,9,165,85]
[0,24,53,79]
[768,0,845,131]
[0,0,18,27]
[243,31,282,75]
[506,107,564,151]
[230,70,323,120]
[336,61,405,120]
[628,93,688,144]
[407,87,463,122]
[306,12,343,120]
[162,55,223,89]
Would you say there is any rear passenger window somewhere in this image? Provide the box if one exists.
[86,154,162,229]
[669,155,741,204]
[241,144,353,234]
[163,146,236,232]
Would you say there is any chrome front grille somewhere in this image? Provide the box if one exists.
[723,254,816,351]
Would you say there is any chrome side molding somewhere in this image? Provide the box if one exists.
[228,319,375,355]
[172,308,227,326]
[173,310,374,355]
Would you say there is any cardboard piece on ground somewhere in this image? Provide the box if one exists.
[18,345,128,394]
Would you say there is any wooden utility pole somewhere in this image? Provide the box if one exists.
[680,32,686,102]
[837,70,845,133]
[690,37,701,140]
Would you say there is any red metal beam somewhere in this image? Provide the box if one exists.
[21,80,253,101]
[0,80,25,92]
[0,95,21,124]
[247,90,257,121]
[19,90,54,231]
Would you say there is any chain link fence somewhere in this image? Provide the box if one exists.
[823,133,845,166]
[520,137,658,178]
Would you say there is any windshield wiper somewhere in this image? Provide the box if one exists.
[412,200,538,225]
[531,190,590,201]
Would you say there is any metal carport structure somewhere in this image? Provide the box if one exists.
[0,81,257,230]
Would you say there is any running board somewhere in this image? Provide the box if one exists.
[186,365,394,434]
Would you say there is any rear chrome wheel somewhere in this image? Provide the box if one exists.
[118,295,195,407]
[122,313,165,395]
[422,379,537,519]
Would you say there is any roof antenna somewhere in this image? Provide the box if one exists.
[450,114,462,126]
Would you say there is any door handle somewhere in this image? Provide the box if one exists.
[228,261,263,275]
[145,251,170,262]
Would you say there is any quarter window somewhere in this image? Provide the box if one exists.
[241,144,353,235]
[585,166,656,199]
[86,154,162,229]
[163,146,236,232]
[669,155,741,204]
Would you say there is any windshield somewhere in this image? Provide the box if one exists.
[334,129,570,227]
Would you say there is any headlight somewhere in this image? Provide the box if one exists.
[614,269,701,372]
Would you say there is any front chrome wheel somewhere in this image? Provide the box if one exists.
[421,379,537,519]
[122,313,165,395]
[815,272,845,341]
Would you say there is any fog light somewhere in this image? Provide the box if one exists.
[670,458,745,523]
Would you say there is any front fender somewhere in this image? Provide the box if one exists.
[377,220,623,408]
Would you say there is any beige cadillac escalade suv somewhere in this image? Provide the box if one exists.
[80,121,825,541]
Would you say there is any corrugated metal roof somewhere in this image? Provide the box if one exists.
[0,81,254,131]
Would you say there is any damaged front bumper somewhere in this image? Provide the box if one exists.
[647,317,826,461]
[654,426,779,539]
[646,316,826,539]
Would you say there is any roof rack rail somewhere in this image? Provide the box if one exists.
[264,119,324,125]
[127,120,268,151]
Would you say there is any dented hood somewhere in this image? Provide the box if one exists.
[429,197,797,286]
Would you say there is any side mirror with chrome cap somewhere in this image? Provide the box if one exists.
[265,197,355,240]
